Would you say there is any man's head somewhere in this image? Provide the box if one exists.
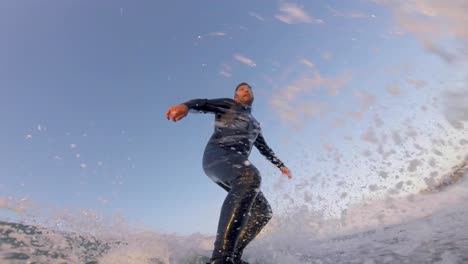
[234,82,254,106]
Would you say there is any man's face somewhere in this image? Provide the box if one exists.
[235,85,254,105]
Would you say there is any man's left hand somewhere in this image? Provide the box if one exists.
[280,166,292,180]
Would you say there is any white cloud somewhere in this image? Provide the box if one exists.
[249,11,265,21]
[270,59,352,127]
[233,53,256,67]
[327,6,375,19]
[299,58,352,96]
[275,2,323,24]
[207,32,226,37]
[386,83,402,96]
[219,63,232,78]
[322,52,333,61]
[219,71,231,77]
[406,78,427,89]
[345,90,377,120]
[374,0,468,64]
[355,90,377,110]
[301,58,316,69]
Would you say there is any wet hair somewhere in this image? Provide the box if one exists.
[234,82,254,104]
[235,82,252,92]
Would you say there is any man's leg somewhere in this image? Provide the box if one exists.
[234,191,273,259]
[210,167,261,261]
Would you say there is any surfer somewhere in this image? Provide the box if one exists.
[166,82,292,264]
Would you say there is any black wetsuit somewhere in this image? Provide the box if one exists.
[182,98,285,263]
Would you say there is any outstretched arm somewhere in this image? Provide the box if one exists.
[182,98,233,114]
[166,98,232,122]
[254,131,292,179]
[254,131,285,168]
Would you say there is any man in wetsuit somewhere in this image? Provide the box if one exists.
[166,83,292,264]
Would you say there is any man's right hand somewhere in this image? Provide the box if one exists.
[166,104,189,122]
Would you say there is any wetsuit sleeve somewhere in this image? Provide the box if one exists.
[182,98,232,114]
[254,131,285,169]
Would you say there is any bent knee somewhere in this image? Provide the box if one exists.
[264,204,273,220]
[232,170,261,191]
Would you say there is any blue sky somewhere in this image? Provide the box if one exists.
[1,1,467,235]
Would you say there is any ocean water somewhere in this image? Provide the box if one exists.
[1,164,467,264]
